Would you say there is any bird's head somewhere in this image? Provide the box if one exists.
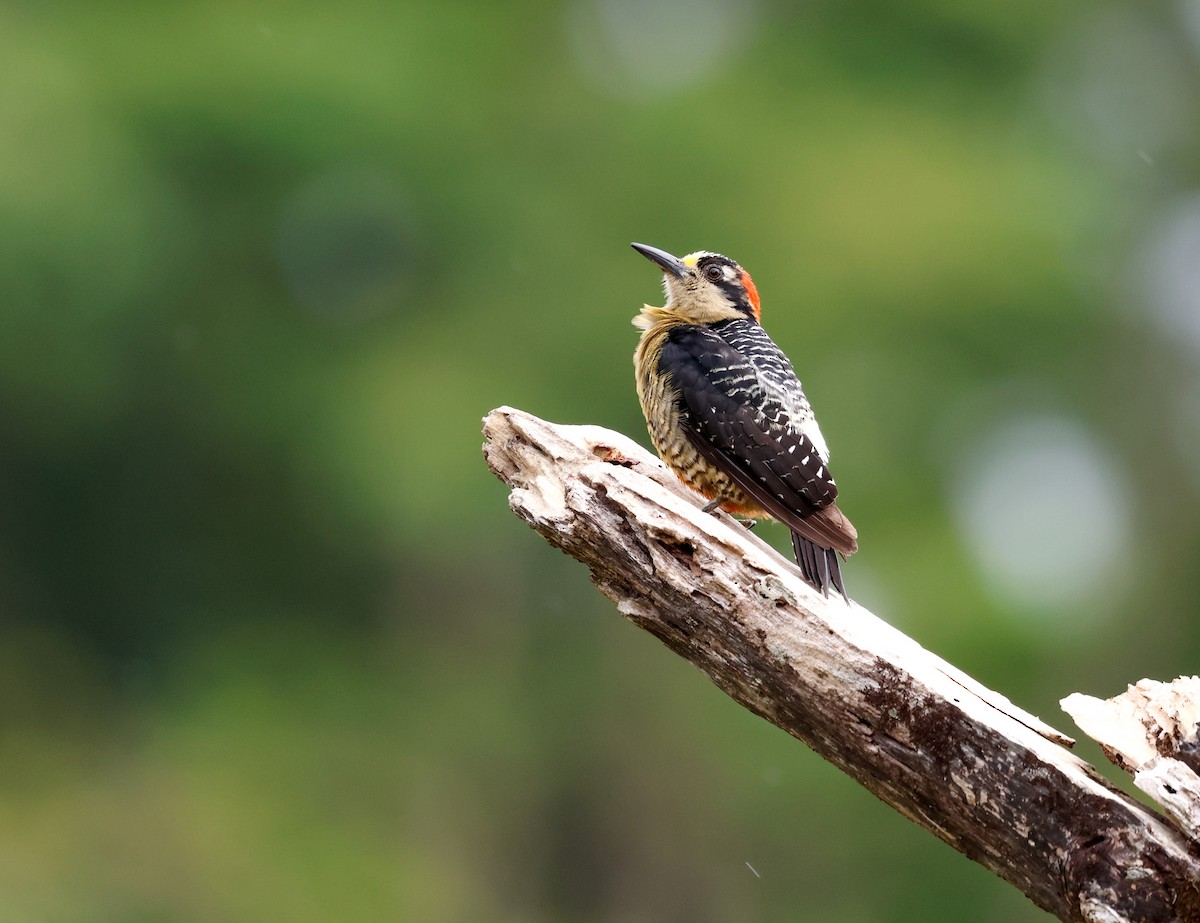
[631,242,761,326]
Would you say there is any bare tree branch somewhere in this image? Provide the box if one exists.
[483,406,1200,923]
[1064,678,1200,843]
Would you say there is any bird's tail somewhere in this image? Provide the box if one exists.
[791,531,848,600]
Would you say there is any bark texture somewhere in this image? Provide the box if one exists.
[1064,678,1200,844]
[482,406,1200,923]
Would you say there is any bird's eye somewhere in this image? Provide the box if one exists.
[703,264,723,282]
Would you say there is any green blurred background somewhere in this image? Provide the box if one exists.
[4,1,1200,920]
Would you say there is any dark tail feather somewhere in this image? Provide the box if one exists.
[791,531,849,601]
[827,547,847,599]
[790,531,821,594]
[791,530,816,589]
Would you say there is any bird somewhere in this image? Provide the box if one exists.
[630,242,857,597]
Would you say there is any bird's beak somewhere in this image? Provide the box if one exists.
[631,242,687,279]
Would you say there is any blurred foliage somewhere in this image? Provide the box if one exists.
[1,1,1199,920]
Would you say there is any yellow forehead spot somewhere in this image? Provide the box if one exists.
[682,255,699,268]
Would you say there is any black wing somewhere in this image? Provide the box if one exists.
[660,324,858,559]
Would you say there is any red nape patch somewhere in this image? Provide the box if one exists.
[740,271,761,321]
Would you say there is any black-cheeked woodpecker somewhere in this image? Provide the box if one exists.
[630,242,857,597]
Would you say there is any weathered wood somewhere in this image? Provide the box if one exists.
[483,406,1200,923]
[1064,678,1200,843]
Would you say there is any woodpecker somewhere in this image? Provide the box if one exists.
[630,242,857,597]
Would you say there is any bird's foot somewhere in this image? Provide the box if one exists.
[700,497,755,530]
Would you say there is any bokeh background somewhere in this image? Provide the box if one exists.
[4,1,1200,920]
